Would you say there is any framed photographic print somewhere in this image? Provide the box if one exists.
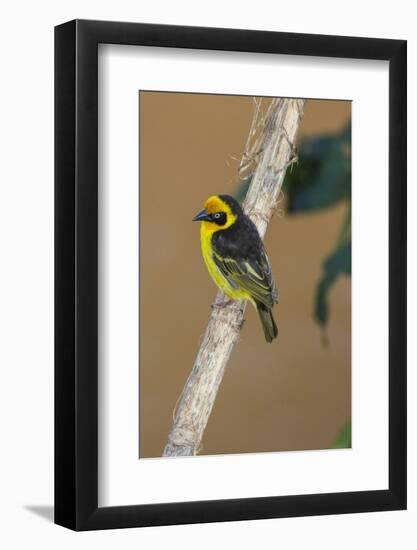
[55,20,407,530]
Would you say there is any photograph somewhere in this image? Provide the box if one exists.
[0,1,410,544]
[139,91,352,458]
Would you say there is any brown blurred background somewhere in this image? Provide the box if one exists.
[139,92,351,458]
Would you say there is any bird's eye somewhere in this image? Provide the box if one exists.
[213,213,221,219]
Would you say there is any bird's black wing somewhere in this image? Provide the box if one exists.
[212,220,278,307]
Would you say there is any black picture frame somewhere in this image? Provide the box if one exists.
[55,19,407,531]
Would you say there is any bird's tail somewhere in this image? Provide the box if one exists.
[256,302,278,343]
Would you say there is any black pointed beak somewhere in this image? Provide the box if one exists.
[192,208,211,222]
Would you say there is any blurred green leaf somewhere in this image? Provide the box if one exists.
[314,205,351,328]
[284,123,351,213]
[335,203,352,248]
[332,421,351,448]
[314,238,351,327]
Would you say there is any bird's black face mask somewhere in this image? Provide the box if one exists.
[193,209,227,226]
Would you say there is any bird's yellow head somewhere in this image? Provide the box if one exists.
[192,195,239,232]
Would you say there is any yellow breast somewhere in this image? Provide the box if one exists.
[200,222,250,301]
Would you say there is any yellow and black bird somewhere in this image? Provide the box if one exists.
[193,194,278,342]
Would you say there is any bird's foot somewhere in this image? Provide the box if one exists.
[211,296,234,310]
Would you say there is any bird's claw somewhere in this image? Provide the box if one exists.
[211,297,233,310]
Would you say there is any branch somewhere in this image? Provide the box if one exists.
[163,98,305,457]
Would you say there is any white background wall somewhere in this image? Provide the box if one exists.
[0,1,415,548]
